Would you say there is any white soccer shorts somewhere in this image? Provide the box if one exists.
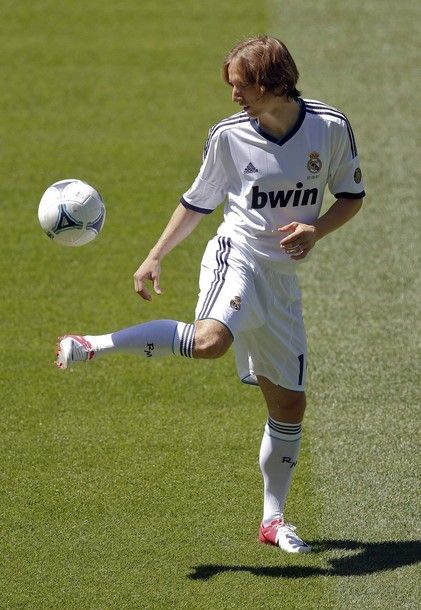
[195,235,307,391]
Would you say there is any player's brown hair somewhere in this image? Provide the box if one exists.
[222,36,301,99]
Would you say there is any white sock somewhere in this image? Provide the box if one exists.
[85,320,195,359]
[259,417,302,526]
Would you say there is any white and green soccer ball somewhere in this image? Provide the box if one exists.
[38,178,106,246]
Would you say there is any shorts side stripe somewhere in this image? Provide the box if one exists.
[198,236,231,319]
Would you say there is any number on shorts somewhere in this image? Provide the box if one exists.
[298,354,304,386]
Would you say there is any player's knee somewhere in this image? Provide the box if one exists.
[258,375,307,421]
[193,321,232,359]
[287,392,306,414]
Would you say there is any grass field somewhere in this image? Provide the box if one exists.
[1,0,420,608]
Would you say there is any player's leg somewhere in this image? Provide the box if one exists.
[56,320,193,368]
[193,318,233,358]
[258,376,306,422]
[56,235,241,369]
[55,318,233,368]
[257,376,310,553]
[94,317,233,360]
[236,267,309,551]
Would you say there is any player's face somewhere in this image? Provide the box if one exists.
[228,60,276,118]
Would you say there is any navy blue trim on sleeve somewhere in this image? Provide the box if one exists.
[304,100,358,158]
[180,197,213,214]
[334,191,366,199]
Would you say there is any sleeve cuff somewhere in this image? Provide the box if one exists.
[334,191,366,200]
[180,197,214,214]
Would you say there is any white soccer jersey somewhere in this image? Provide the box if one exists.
[181,98,365,262]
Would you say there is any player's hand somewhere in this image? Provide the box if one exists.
[133,256,162,301]
[278,222,318,259]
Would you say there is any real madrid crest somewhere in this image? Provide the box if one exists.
[230,296,241,311]
[307,151,322,174]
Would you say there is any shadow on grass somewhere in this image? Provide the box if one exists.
[188,539,421,580]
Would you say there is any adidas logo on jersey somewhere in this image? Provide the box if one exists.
[244,162,259,174]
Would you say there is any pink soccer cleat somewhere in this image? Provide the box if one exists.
[55,335,95,369]
[259,519,311,553]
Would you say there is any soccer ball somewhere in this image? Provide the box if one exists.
[38,178,106,246]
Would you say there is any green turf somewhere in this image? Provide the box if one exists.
[1,0,420,608]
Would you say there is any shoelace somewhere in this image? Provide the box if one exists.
[276,522,308,547]
[71,337,93,361]
[71,343,87,361]
[279,523,297,533]
[271,521,297,533]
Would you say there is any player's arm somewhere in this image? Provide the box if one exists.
[134,123,228,299]
[279,196,363,259]
[133,203,205,300]
[313,196,363,238]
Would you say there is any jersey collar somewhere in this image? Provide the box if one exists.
[250,98,306,146]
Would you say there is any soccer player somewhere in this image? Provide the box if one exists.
[56,36,365,553]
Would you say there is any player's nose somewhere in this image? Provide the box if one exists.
[232,86,242,103]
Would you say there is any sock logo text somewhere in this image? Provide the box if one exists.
[282,456,298,468]
[144,343,155,357]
